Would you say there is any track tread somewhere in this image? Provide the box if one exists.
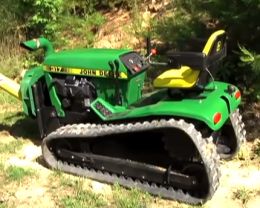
[42,119,220,204]
[221,109,246,159]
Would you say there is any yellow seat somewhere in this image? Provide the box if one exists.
[153,66,200,88]
[153,30,226,89]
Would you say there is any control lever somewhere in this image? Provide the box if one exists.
[145,36,168,66]
[146,48,168,66]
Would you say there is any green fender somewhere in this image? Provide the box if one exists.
[91,81,241,131]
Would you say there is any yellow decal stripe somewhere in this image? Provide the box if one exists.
[44,66,128,79]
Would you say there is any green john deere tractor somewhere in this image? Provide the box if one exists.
[0,30,246,204]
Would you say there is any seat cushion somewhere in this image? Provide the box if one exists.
[153,66,200,88]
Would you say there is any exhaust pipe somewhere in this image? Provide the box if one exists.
[20,38,54,56]
[0,73,21,99]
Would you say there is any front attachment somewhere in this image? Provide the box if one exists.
[0,73,21,99]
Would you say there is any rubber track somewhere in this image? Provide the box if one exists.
[230,109,247,148]
[42,119,220,204]
[222,109,247,160]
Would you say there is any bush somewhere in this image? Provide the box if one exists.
[238,46,260,100]
[53,12,106,48]
[0,0,26,37]
[173,0,260,51]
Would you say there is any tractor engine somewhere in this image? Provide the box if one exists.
[53,75,97,113]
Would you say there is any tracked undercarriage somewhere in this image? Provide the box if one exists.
[42,119,220,204]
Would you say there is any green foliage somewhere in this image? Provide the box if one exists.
[156,0,260,51]
[21,0,139,41]
[0,0,142,50]
[239,45,260,73]
[53,12,105,48]
[154,12,205,50]
[0,0,25,36]
[0,36,24,79]
[130,2,156,39]
[95,0,142,10]
[238,45,260,100]
[63,0,97,16]
[61,0,141,18]
[28,0,63,36]
[174,0,260,51]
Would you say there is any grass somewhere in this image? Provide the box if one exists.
[0,91,20,107]
[0,140,24,154]
[59,175,83,189]
[232,187,253,205]
[59,178,107,208]
[61,175,85,189]
[252,139,260,158]
[0,36,24,79]
[49,171,83,189]
[236,139,260,164]
[0,203,8,208]
[0,104,23,127]
[0,102,38,139]
[0,162,4,180]
[60,189,107,208]
[186,206,205,208]
[236,144,252,162]
[112,184,151,208]
[48,173,108,208]
[50,173,153,208]
[5,166,37,182]
[0,35,24,114]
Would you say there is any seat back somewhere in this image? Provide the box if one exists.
[196,30,227,87]
[203,30,227,57]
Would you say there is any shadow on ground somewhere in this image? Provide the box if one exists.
[0,112,41,145]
